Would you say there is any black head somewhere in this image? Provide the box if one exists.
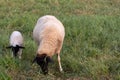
[6,45,25,57]
[32,54,52,75]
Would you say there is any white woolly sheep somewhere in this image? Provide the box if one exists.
[32,15,65,74]
[6,31,25,59]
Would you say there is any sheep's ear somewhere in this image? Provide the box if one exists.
[6,46,12,49]
[16,45,25,49]
[19,46,25,49]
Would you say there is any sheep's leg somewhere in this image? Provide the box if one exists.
[57,54,63,72]
[12,52,14,58]
[18,49,22,59]
[56,40,63,72]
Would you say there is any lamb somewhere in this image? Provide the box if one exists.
[32,15,65,74]
[6,31,25,59]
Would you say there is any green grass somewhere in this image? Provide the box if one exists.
[0,0,120,80]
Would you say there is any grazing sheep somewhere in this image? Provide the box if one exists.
[32,15,65,74]
[6,31,25,59]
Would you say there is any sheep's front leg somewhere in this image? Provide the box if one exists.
[18,49,22,59]
[12,52,14,58]
[56,40,63,72]
[57,54,63,72]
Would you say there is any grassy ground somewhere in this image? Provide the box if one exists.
[0,0,120,80]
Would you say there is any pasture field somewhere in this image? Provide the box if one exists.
[0,0,120,80]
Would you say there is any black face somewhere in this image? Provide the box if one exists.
[33,54,52,75]
[12,45,20,57]
[6,45,25,57]
[36,56,48,74]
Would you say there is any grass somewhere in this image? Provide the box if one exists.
[0,0,120,80]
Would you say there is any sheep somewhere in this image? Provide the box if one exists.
[32,15,65,74]
[6,31,25,59]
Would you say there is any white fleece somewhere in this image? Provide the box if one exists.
[33,15,65,57]
[10,31,23,47]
